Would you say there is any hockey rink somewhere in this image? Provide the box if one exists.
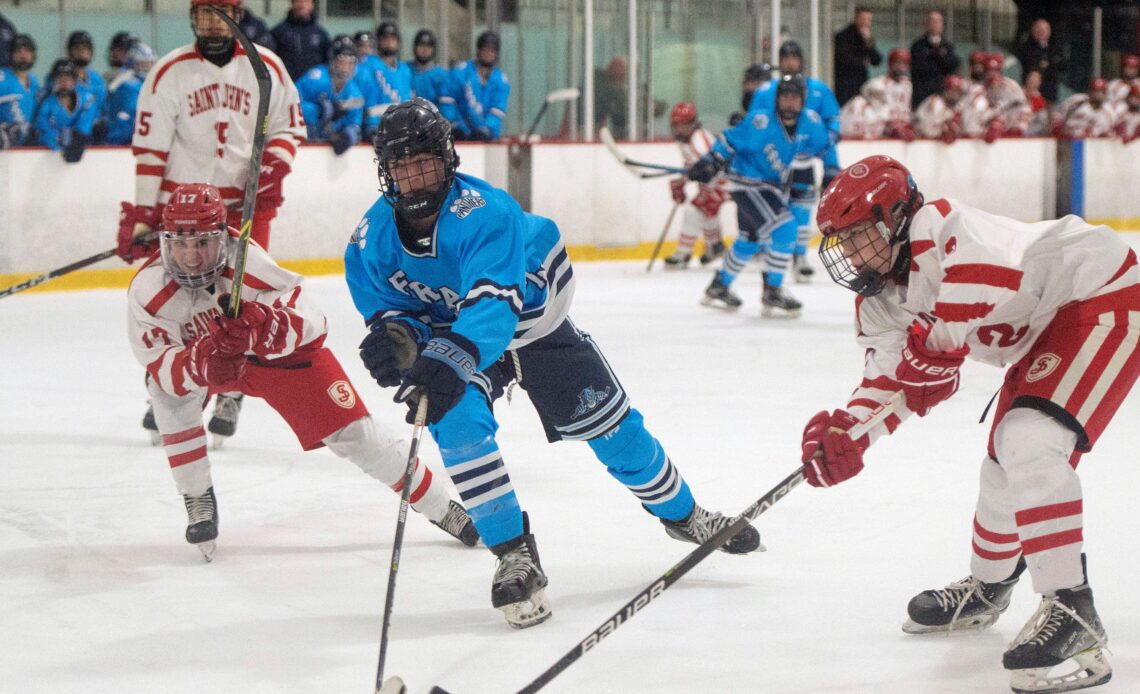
[2,258,1138,694]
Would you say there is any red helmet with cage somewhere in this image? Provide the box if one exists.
[969,50,988,66]
[942,74,966,94]
[1089,77,1108,93]
[984,53,1004,73]
[1122,54,1139,71]
[816,156,924,296]
[670,101,698,125]
[888,48,911,65]
[160,184,231,289]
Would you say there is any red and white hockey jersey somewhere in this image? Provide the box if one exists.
[677,126,727,189]
[862,74,912,123]
[914,92,989,139]
[840,95,889,139]
[842,199,1138,442]
[1052,94,1118,138]
[984,76,1032,132]
[1107,77,1139,106]
[132,43,305,210]
[1116,107,1140,142]
[128,237,328,397]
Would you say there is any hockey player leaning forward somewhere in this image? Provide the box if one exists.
[801,155,1139,694]
[345,98,762,629]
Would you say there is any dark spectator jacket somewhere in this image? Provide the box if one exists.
[1016,39,1064,102]
[833,23,882,106]
[910,35,961,108]
[0,13,17,68]
[241,9,276,52]
[271,11,330,80]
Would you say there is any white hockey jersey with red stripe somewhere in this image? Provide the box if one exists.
[128,235,328,397]
[862,74,912,123]
[132,43,305,209]
[1116,107,1140,142]
[843,199,1137,442]
[1053,94,1118,138]
[914,92,989,138]
[840,95,889,139]
[984,76,1032,131]
[1107,77,1138,105]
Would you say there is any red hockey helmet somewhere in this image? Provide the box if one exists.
[160,184,231,289]
[670,101,698,125]
[969,50,988,66]
[816,156,923,296]
[942,74,966,93]
[984,53,1004,73]
[1089,77,1108,93]
[888,48,911,65]
[1122,54,1139,71]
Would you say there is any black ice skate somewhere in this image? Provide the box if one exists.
[761,284,803,318]
[142,403,160,446]
[207,393,243,446]
[1004,558,1111,694]
[660,504,764,554]
[431,500,480,547]
[793,255,815,284]
[699,240,726,265]
[183,487,219,562]
[903,557,1026,634]
[664,251,692,268]
[701,275,743,310]
[489,515,551,629]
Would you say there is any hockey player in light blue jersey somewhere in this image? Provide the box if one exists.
[344,99,761,629]
[297,35,364,155]
[689,73,831,316]
[406,29,454,113]
[34,59,97,163]
[749,41,843,283]
[357,22,413,136]
[0,34,39,148]
[450,31,510,140]
[105,42,156,145]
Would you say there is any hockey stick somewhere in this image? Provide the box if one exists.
[0,247,118,299]
[375,395,430,694]
[598,126,689,176]
[208,6,271,320]
[522,87,580,142]
[645,202,682,272]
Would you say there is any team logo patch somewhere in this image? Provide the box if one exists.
[328,380,357,409]
[849,163,870,178]
[1026,353,1062,383]
[751,113,769,130]
[350,218,369,249]
[572,385,611,419]
[449,189,486,219]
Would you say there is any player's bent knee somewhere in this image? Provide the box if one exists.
[587,409,657,473]
[323,416,406,484]
[993,407,1078,474]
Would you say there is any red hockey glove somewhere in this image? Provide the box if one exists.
[116,202,160,263]
[691,188,726,217]
[187,334,246,387]
[800,409,869,488]
[889,120,916,142]
[984,119,1005,144]
[895,321,969,416]
[940,124,958,145]
[255,152,291,213]
[214,299,290,358]
[1005,126,1024,138]
[669,178,686,204]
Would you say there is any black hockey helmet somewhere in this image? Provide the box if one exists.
[376,21,400,40]
[743,62,772,84]
[778,40,803,61]
[374,98,460,220]
[110,31,139,52]
[67,30,94,50]
[477,30,500,51]
[48,58,78,93]
[414,29,436,47]
[775,73,806,124]
[10,33,37,54]
[353,31,374,50]
[330,34,358,61]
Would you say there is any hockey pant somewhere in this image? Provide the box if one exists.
[970,279,1140,594]
[675,187,725,255]
[147,347,450,522]
[427,318,696,547]
[719,184,796,289]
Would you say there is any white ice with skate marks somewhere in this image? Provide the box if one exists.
[2,253,1139,693]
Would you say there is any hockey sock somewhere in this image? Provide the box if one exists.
[588,409,694,522]
[791,201,813,257]
[701,222,722,247]
[718,238,761,286]
[675,231,697,254]
[764,218,798,288]
[162,424,213,497]
[440,435,522,547]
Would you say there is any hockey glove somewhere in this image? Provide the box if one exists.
[62,131,88,163]
[687,152,725,184]
[359,320,424,388]
[214,299,290,358]
[255,152,291,213]
[800,409,870,487]
[116,202,160,263]
[669,178,687,204]
[984,119,1005,144]
[187,334,246,388]
[895,321,969,417]
[394,332,479,425]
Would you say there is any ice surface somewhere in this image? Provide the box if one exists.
[1,261,1136,693]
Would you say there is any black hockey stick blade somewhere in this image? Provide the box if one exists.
[0,248,118,299]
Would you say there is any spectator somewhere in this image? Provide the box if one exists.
[34,58,97,162]
[296,34,363,155]
[594,56,628,137]
[0,12,16,68]
[0,33,38,148]
[271,0,330,80]
[407,29,454,116]
[833,7,882,106]
[1016,18,1064,103]
[451,30,510,141]
[240,5,276,51]
[104,31,137,84]
[105,42,156,145]
[66,31,108,142]
[909,11,960,109]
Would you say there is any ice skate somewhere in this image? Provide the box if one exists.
[208,393,243,447]
[183,487,218,562]
[142,403,160,446]
[699,240,726,265]
[793,255,815,284]
[431,500,480,547]
[903,557,1025,634]
[660,503,764,554]
[760,284,802,318]
[701,275,742,310]
[490,516,551,629]
[664,251,692,269]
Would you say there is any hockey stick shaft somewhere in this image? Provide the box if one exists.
[598,126,689,175]
[208,6,271,320]
[0,248,118,299]
[375,395,430,693]
[511,394,902,694]
[645,202,682,272]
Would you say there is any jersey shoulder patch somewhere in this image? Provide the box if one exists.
[306,67,322,80]
[448,188,488,219]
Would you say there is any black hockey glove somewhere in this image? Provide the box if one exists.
[329,131,354,156]
[687,152,725,184]
[394,333,480,425]
[62,131,88,164]
[359,319,425,388]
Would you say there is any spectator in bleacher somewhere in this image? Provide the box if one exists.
[104,31,137,84]
[0,33,38,148]
[0,12,16,68]
[67,31,108,142]
[909,11,960,109]
[1016,18,1064,103]
[1108,54,1139,105]
[863,48,914,140]
[982,53,1033,142]
[271,0,330,80]
[594,56,628,137]
[1052,78,1117,139]
[105,42,155,145]
[240,4,276,51]
[407,29,454,116]
[34,58,97,162]
[451,30,510,141]
[832,6,881,106]
[296,35,363,156]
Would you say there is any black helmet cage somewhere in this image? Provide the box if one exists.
[374,99,460,220]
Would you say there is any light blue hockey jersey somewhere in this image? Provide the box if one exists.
[34,90,97,149]
[407,61,453,111]
[105,73,143,145]
[344,172,574,370]
[296,64,364,142]
[450,60,510,139]
[0,67,41,144]
[710,108,831,185]
[749,75,841,168]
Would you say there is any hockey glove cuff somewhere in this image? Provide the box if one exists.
[800,409,869,488]
[669,178,687,204]
[394,332,480,425]
[116,202,160,263]
[256,152,291,212]
[895,321,968,417]
[214,299,291,357]
[359,318,427,388]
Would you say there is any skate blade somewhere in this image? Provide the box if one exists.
[376,676,407,694]
[196,541,217,562]
[760,306,802,319]
[699,296,742,311]
[901,612,1000,634]
[1009,648,1112,693]
[500,588,553,630]
[209,434,229,450]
